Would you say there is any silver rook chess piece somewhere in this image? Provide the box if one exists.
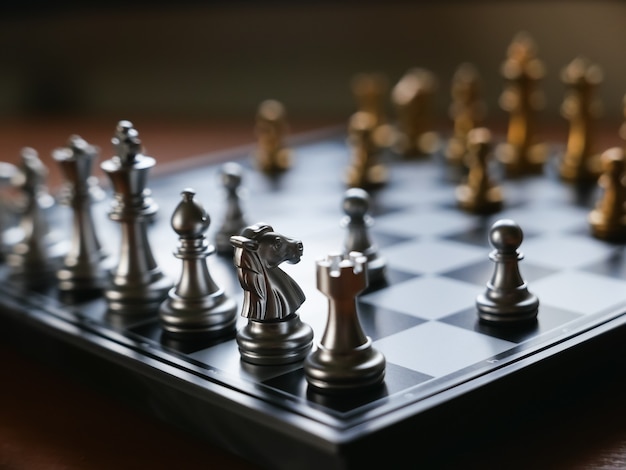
[304,252,386,392]
[101,120,172,316]
[159,189,237,338]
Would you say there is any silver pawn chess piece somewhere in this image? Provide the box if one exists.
[304,252,386,392]
[231,223,313,365]
[342,188,386,285]
[215,162,247,255]
[159,189,237,338]
[476,219,539,323]
[7,148,59,283]
[101,120,172,316]
[53,135,109,294]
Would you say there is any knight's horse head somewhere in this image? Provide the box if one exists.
[230,223,305,320]
[232,223,303,268]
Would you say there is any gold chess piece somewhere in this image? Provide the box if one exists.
[351,72,394,149]
[446,63,487,166]
[589,147,626,242]
[254,99,291,173]
[456,127,503,214]
[560,57,603,184]
[345,111,388,189]
[496,32,547,177]
[391,68,440,158]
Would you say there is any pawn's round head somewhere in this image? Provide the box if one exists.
[489,218,523,251]
[343,187,370,218]
[171,189,210,238]
[220,162,243,190]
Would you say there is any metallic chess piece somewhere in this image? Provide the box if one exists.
[231,223,313,365]
[6,148,59,284]
[445,63,487,167]
[101,120,172,316]
[159,189,237,338]
[344,111,388,190]
[496,32,547,177]
[254,99,291,174]
[215,162,247,255]
[304,252,386,393]
[351,72,394,149]
[559,56,604,184]
[0,162,20,260]
[456,128,503,214]
[341,187,386,285]
[391,67,440,158]
[53,135,110,294]
[589,147,626,242]
[476,219,539,324]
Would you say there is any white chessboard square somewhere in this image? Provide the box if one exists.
[382,238,486,275]
[375,208,477,239]
[531,270,626,316]
[361,275,480,320]
[498,205,589,234]
[374,321,516,377]
[520,235,615,270]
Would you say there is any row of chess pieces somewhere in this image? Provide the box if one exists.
[339,31,626,242]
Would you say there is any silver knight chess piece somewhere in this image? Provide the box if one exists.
[304,252,386,393]
[230,223,313,365]
[53,135,110,295]
[159,189,237,338]
[101,120,172,316]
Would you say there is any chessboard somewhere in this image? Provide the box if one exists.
[2,126,626,470]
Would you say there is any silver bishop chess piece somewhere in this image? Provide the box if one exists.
[101,120,172,316]
[159,189,237,339]
[230,223,313,365]
[304,252,386,393]
[342,187,386,286]
[476,219,539,323]
[215,162,247,255]
[53,135,110,295]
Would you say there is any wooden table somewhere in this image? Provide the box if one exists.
[2,117,626,469]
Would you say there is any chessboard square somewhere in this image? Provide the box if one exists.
[521,235,615,270]
[383,239,486,275]
[443,260,557,287]
[357,303,427,341]
[361,275,480,320]
[374,321,516,377]
[531,270,626,315]
[375,208,477,239]
[498,205,589,234]
[441,305,582,343]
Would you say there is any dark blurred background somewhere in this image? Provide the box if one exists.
[0,1,625,125]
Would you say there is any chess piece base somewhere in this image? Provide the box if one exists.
[237,313,313,365]
[304,338,386,393]
[476,287,539,323]
[105,270,172,316]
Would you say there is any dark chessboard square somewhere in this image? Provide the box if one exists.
[441,305,582,343]
[443,260,557,287]
[263,363,432,414]
[356,303,426,341]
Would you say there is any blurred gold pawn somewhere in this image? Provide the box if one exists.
[345,111,388,190]
[254,99,291,173]
[560,57,603,184]
[589,147,626,242]
[351,72,395,149]
[446,63,486,166]
[456,128,503,214]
